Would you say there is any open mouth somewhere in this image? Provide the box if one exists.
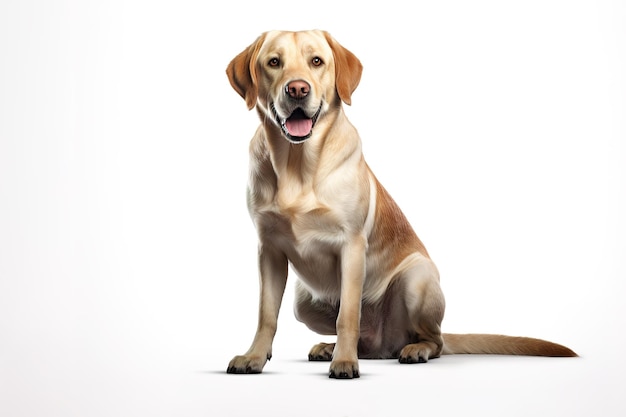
[271,103,322,143]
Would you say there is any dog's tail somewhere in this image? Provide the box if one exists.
[442,333,577,357]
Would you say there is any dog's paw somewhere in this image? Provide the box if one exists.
[226,354,268,374]
[329,360,360,379]
[398,342,436,364]
[308,342,335,361]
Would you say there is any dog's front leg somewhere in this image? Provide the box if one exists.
[329,235,367,379]
[227,245,288,374]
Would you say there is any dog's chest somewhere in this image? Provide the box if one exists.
[251,184,350,286]
[264,188,346,251]
[248,143,370,292]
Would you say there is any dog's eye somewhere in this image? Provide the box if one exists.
[268,57,280,67]
[312,57,323,67]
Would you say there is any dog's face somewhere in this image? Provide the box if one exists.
[227,30,363,143]
[257,31,334,143]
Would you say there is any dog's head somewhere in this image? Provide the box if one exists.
[226,30,362,143]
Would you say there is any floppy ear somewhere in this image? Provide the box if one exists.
[323,32,363,105]
[226,33,266,110]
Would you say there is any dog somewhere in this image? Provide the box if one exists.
[225,30,576,379]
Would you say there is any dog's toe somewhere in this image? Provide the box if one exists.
[398,342,437,364]
[329,369,360,379]
[227,354,267,374]
[329,360,360,379]
[308,342,335,361]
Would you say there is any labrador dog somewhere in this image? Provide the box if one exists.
[225,30,576,379]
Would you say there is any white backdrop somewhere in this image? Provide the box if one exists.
[1,1,625,416]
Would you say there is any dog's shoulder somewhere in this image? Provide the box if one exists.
[247,128,277,209]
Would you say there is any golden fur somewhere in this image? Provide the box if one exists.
[225,30,576,378]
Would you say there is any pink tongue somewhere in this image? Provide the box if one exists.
[285,118,313,137]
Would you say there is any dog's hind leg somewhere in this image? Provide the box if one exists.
[396,257,446,364]
[294,281,338,361]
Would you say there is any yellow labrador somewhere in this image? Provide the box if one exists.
[225,30,576,378]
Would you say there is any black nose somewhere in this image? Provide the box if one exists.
[286,80,310,99]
